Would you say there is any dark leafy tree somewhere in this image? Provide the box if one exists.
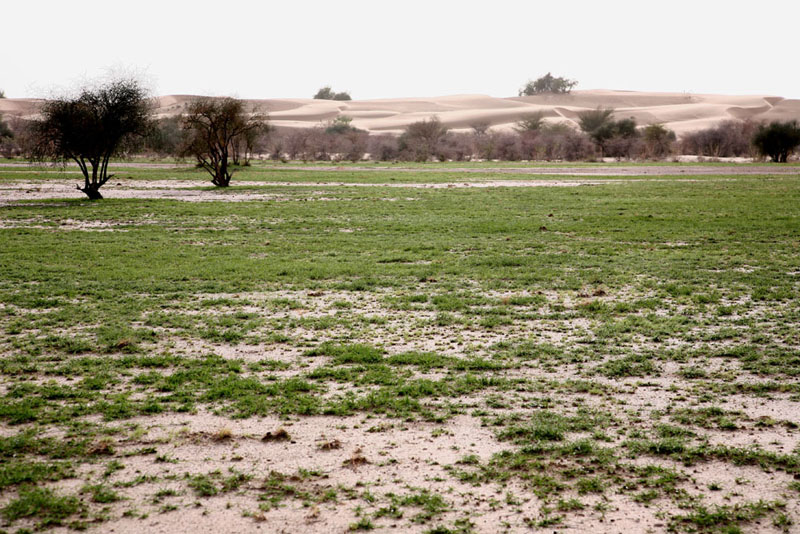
[325,116,358,135]
[31,79,151,199]
[578,108,640,156]
[182,97,266,186]
[313,86,352,101]
[577,107,615,137]
[519,73,577,96]
[752,120,800,162]
[314,86,335,100]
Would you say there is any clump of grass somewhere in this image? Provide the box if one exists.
[0,461,75,489]
[349,517,375,530]
[597,354,659,378]
[317,438,342,450]
[343,448,370,469]
[262,428,291,442]
[669,500,785,533]
[187,474,218,497]
[2,487,83,528]
[213,427,233,441]
[82,484,122,503]
[392,489,449,523]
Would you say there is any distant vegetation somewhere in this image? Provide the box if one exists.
[0,113,12,141]
[519,73,577,96]
[3,74,799,165]
[398,117,449,162]
[11,107,799,165]
[752,120,800,162]
[578,107,640,158]
[313,86,352,101]
[680,121,759,158]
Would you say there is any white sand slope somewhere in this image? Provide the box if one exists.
[3,90,799,136]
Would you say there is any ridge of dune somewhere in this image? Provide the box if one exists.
[3,90,799,136]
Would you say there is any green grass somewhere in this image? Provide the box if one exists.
[0,164,798,530]
[2,487,83,528]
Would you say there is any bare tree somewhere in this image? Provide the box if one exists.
[469,121,490,136]
[31,78,151,199]
[399,116,448,161]
[182,98,266,187]
[231,121,269,166]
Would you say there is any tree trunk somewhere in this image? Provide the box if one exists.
[80,185,103,200]
[213,154,231,187]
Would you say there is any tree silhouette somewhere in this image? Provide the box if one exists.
[32,79,151,199]
[519,73,577,96]
[182,98,266,187]
[752,121,800,162]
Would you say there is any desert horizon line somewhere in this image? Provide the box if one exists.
[3,88,797,101]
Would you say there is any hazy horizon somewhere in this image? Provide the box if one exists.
[4,0,800,100]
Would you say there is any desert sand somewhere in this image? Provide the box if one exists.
[3,90,799,136]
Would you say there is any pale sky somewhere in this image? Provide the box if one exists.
[3,0,799,100]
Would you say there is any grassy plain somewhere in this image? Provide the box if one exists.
[0,163,798,533]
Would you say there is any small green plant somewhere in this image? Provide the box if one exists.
[83,484,122,503]
[2,487,82,528]
[188,474,218,497]
[349,516,374,530]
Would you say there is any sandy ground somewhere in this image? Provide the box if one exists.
[0,285,798,532]
[2,163,798,205]
[0,179,609,202]
[3,162,800,176]
[0,177,751,204]
[1,177,798,533]
[3,90,800,135]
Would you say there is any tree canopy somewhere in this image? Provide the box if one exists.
[752,120,800,162]
[31,78,151,199]
[313,86,352,101]
[182,97,267,187]
[519,73,577,96]
[398,117,448,162]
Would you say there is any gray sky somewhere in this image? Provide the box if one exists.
[4,0,799,99]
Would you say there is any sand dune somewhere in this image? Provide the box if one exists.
[3,90,799,137]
